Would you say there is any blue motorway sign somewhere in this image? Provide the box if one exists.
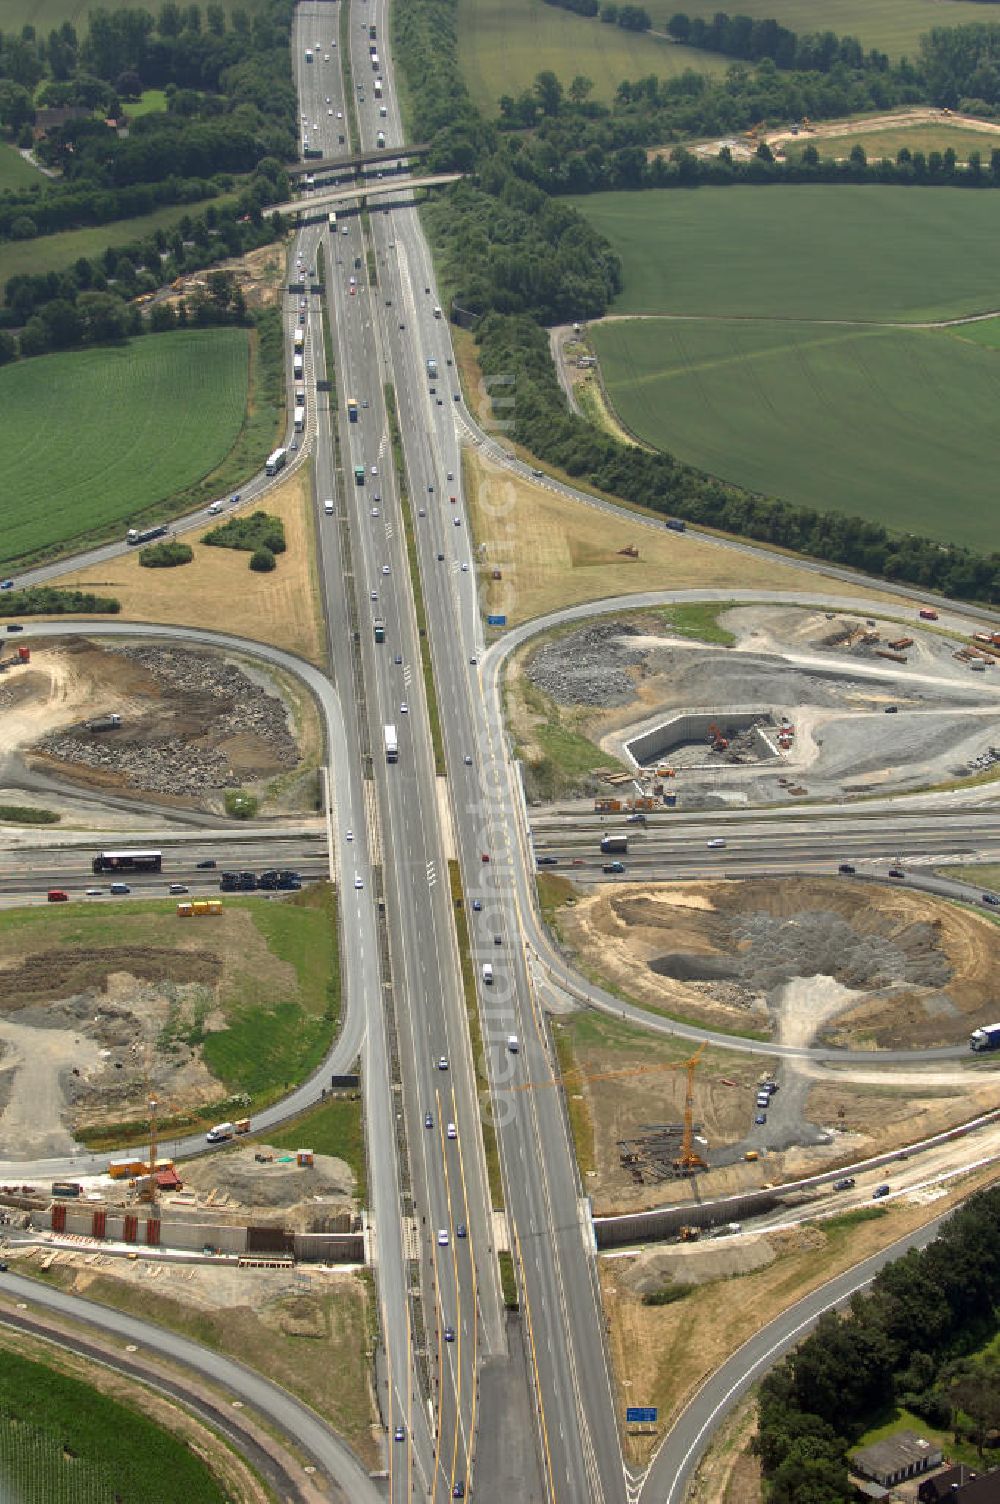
[487,614,507,626]
[626,1407,658,1424]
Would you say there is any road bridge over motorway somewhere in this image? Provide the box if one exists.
[288,142,430,176]
[278,172,463,217]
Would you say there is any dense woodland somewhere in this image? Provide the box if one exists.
[758,1188,1000,1502]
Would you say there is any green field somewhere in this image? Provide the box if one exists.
[571,186,1000,321]
[0,330,249,567]
[784,121,1000,165]
[575,187,1000,550]
[645,0,994,61]
[0,1348,227,1504]
[458,0,725,109]
[591,316,1000,550]
[0,197,228,289]
[0,144,46,191]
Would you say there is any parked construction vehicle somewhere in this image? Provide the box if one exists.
[0,646,30,671]
[706,722,729,751]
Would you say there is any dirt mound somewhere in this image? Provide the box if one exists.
[560,878,1000,1047]
[181,1146,355,1219]
[0,947,221,1010]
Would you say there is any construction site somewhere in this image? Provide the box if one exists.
[516,605,1000,808]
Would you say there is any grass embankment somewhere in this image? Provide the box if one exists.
[571,186,1000,551]
[0,1346,230,1504]
[23,1259,378,1469]
[1,888,340,1146]
[261,1094,367,1203]
[385,381,447,775]
[448,860,504,1210]
[463,416,910,626]
[938,863,1000,890]
[457,0,724,108]
[0,330,250,570]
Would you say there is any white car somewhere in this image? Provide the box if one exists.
[371,465,378,476]
[371,506,380,517]
[461,562,469,572]
[382,564,390,575]
[346,829,353,841]
[437,1229,449,1247]
[400,702,408,714]
[337,110,343,119]
[707,838,727,849]
[328,108,333,115]
[446,1122,457,1140]
[354,874,364,889]
[85,887,104,896]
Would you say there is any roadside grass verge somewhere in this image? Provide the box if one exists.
[655,602,735,646]
[937,863,1000,889]
[0,1346,229,1503]
[498,1249,518,1309]
[23,1260,378,1470]
[385,380,446,775]
[551,1020,596,1178]
[449,860,504,1210]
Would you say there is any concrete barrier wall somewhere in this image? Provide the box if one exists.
[295,1232,365,1263]
[594,1191,781,1248]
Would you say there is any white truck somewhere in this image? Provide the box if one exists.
[293,406,305,432]
[293,353,303,379]
[384,724,398,763]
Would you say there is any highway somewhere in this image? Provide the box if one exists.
[4,10,1000,1504]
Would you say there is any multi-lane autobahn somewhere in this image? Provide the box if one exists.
[3,6,1000,1503]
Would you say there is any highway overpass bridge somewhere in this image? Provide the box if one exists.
[277,173,463,217]
[287,143,430,177]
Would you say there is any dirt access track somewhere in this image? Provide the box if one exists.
[0,636,320,820]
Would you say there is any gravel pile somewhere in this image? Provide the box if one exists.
[37,646,299,795]
[527,621,647,707]
[651,910,952,994]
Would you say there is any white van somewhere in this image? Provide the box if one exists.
[507,1034,519,1053]
[324,498,334,515]
[482,963,493,985]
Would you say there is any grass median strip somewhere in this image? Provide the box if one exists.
[449,860,504,1211]
[385,381,446,776]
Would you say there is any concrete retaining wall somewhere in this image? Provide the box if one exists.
[625,710,772,769]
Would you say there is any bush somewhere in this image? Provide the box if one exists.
[0,587,120,616]
[249,545,275,572]
[139,540,193,567]
[224,790,259,819]
[203,510,285,555]
[643,1283,694,1306]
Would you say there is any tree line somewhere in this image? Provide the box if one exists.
[666,10,891,75]
[542,0,652,32]
[758,1187,1000,1502]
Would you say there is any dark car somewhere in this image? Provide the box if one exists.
[602,862,625,874]
[472,899,482,911]
[453,1485,465,1499]
[887,868,905,879]
[443,1325,455,1342]
[838,863,856,875]
[982,893,1000,907]
[754,1113,766,1125]
[196,859,217,869]
[872,1184,891,1199]
[424,1112,433,1129]
[833,1177,856,1191]
[884,705,898,714]
[394,1425,405,1442]
[456,1224,467,1239]
[537,856,559,867]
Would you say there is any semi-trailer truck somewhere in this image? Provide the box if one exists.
[384,723,398,762]
[294,327,304,351]
[266,447,287,476]
[374,618,386,642]
[328,211,337,230]
[293,354,303,379]
[374,79,383,98]
[600,835,628,854]
[376,130,385,149]
[293,406,305,432]
[426,357,439,380]
[126,524,168,545]
[347,397,358,422]
[354,465,365,485]
[970,1023,1000,1052]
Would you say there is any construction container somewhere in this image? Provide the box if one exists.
[206,899,223,915]
[17,646,29,662]
[177,902,194,917]
[297,1148,314,1167]
[192,900,209,915]
[664,793,677,807]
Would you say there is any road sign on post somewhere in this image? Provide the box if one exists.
[626,1407,658,1424]
[487,614,507,626]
